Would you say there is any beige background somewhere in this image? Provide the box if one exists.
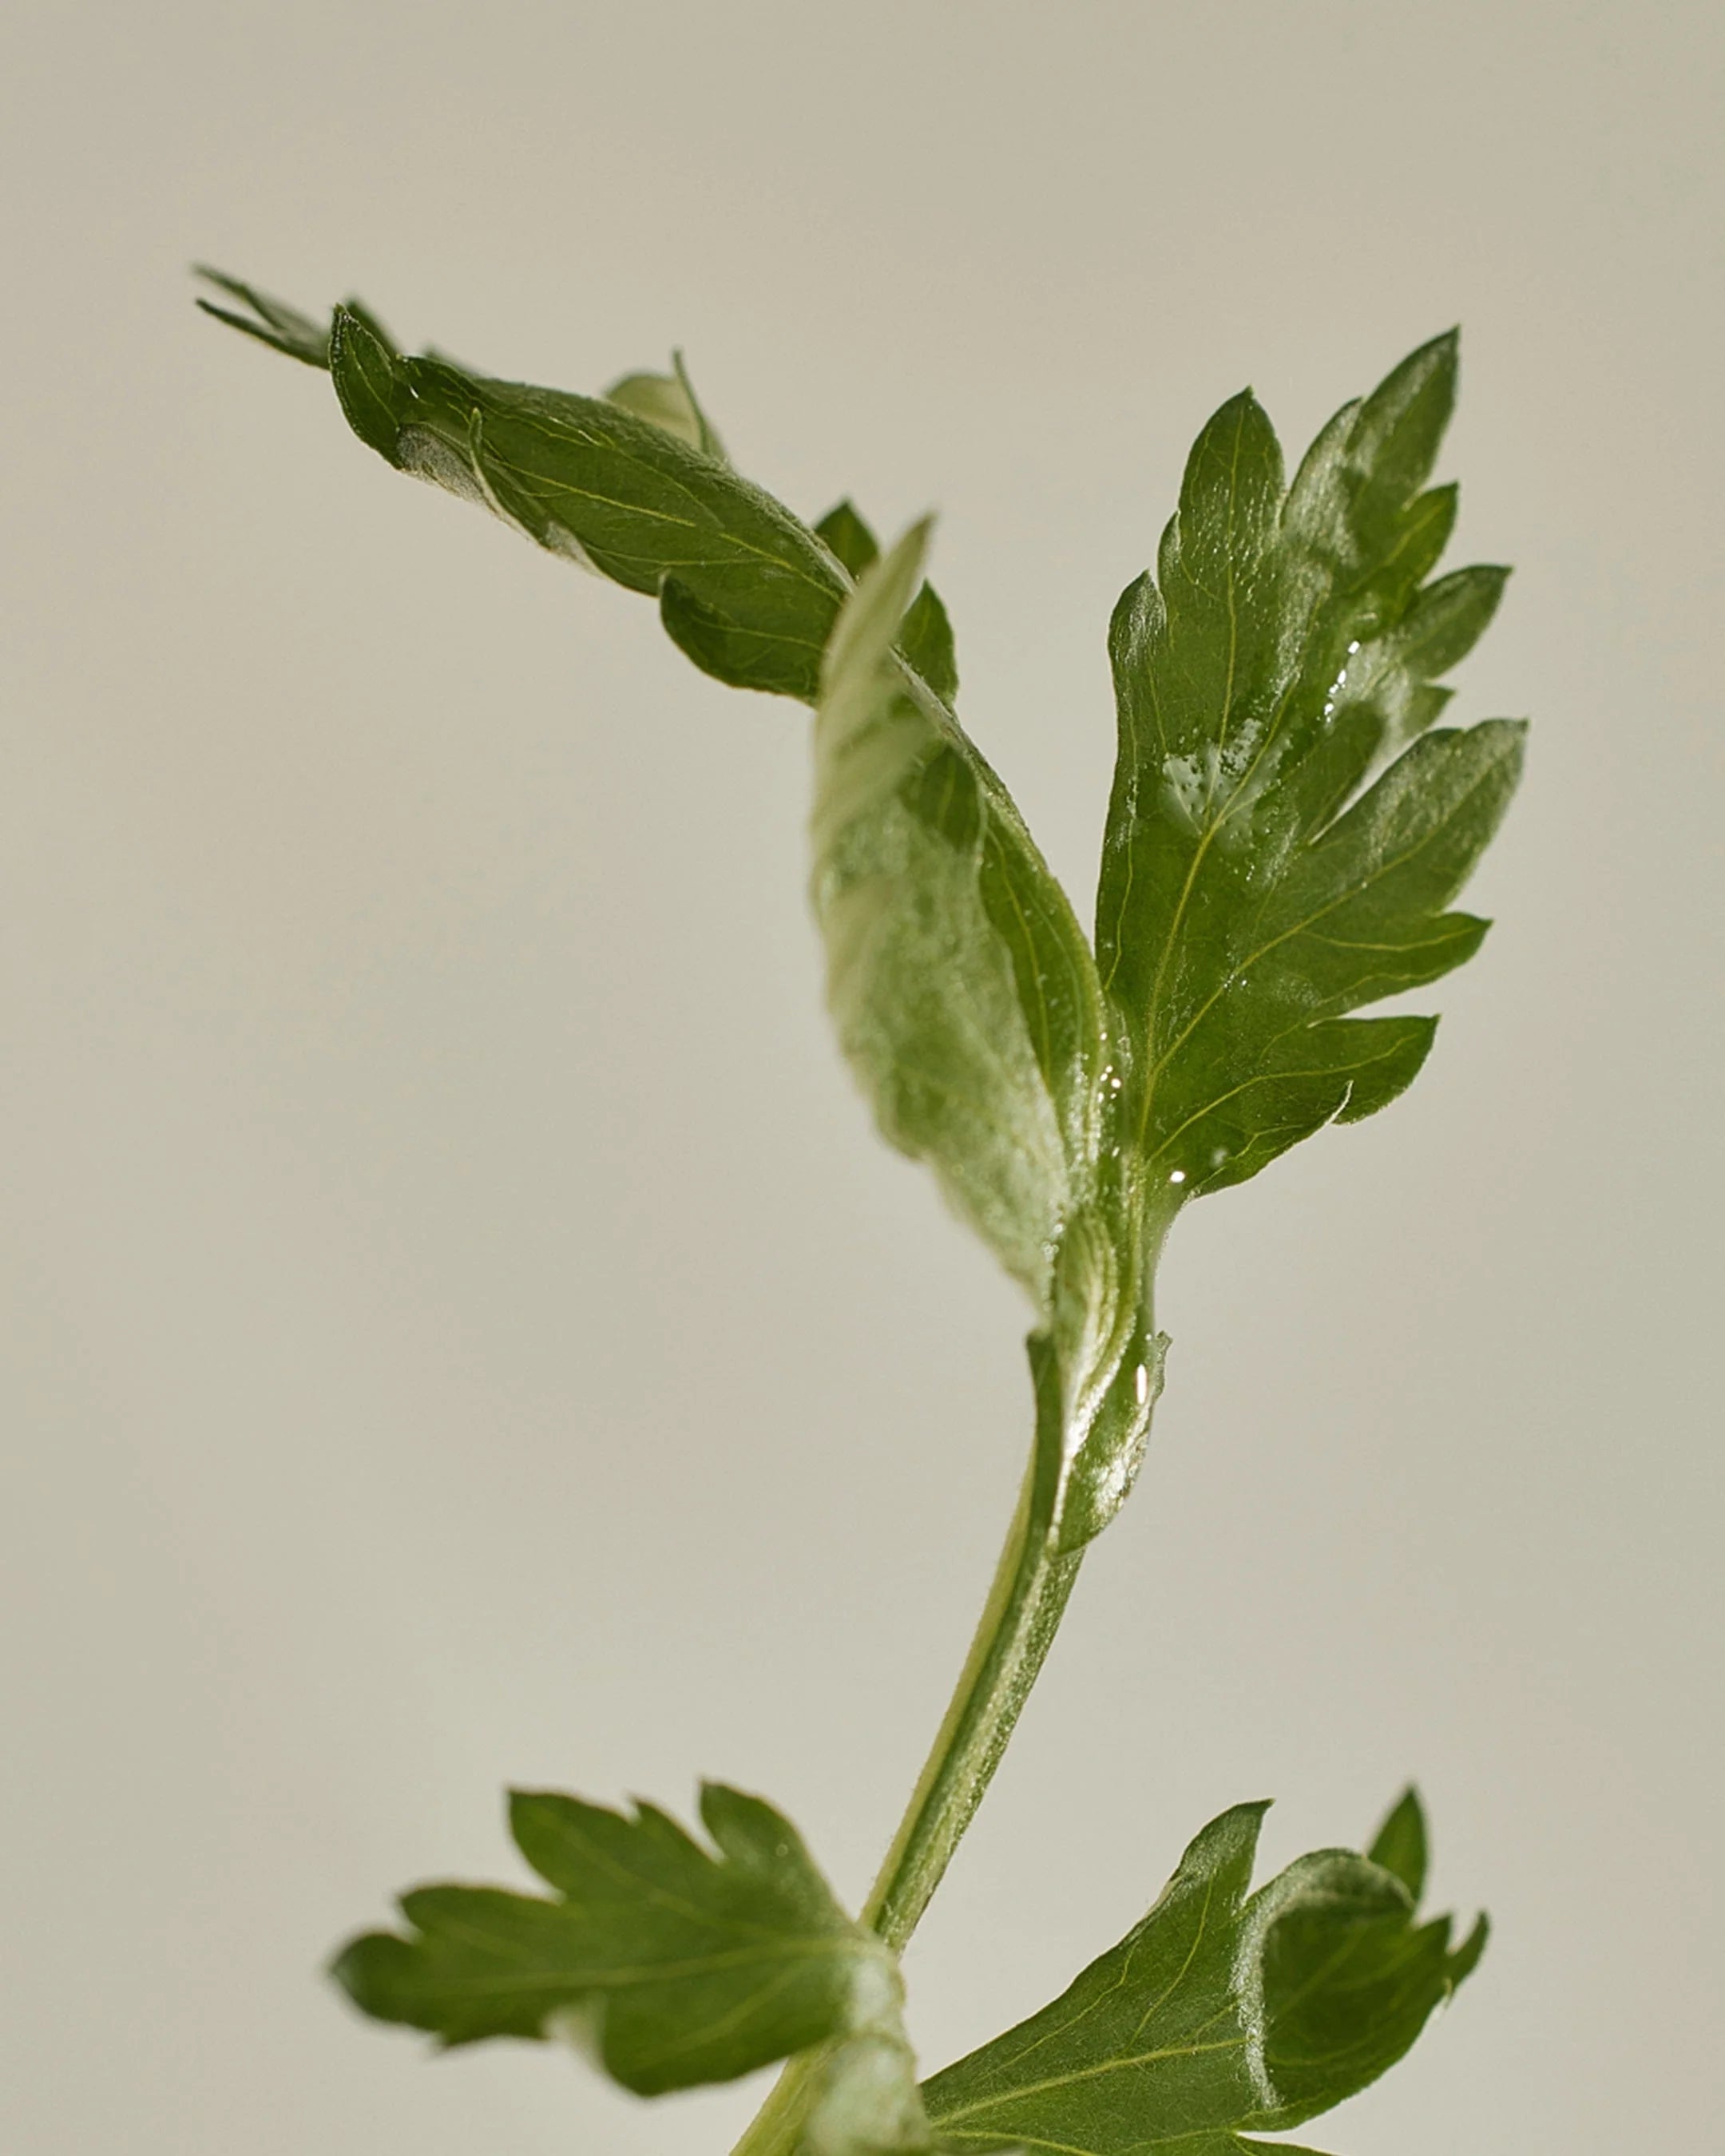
[3,2,1720,2150]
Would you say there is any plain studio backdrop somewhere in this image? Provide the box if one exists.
[3,3,1719,2150]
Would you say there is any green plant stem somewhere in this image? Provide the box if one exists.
[726,2044,832,2156]
[859,1456,1084,1953]
[728,1437,1086,2156]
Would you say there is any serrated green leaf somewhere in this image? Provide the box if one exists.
[204,277,972,724]
[290,292,852,699]
[920,1795,1484,2156]
[1096,333,1521,1203]
[331,1782,892,2097]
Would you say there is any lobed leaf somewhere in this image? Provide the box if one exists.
[1096,333,1521,1201]
[920,1790,1484,2156]
[331,1782,896,2098]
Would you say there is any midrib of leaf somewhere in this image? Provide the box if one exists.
[1126,1890,1218,2038]
[934,2132,1085,2150]
[478,413,839,601]
[1130,825,1213,1155]
[533,1821,763,1928]
[1300,924,1466,956]
[384,1940,838,1994]
[937,2031,1252,2124]
[1112,475,1243,1127]
[1374,483,1452,587]
[1126,422,1277,1156]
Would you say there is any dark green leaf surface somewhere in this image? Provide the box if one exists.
[1366,1786,1429,1901]
[331,1782,890,2096]
[1096,334,1521,1199]
[200,271,850,700]
[921,1792,1483,2156]
[899,580,959,707]
[817,499,884,577]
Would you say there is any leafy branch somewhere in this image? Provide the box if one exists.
[199,268,1522,2156]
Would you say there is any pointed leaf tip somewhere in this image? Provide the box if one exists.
[329,305,411,466]
[1449,1909,1490,1988]
[814,498,882,578]
[193,266,332,368]
[1368,1786,1430,1902]
[820,517,934,693]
